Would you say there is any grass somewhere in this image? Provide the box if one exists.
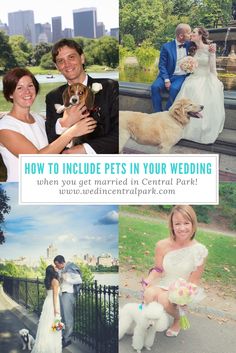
[119,213,236,287]
[25,65,117,76]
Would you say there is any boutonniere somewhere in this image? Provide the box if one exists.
[91,82,103,94]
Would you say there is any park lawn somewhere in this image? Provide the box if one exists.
[119,214,236,287]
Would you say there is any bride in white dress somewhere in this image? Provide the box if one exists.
[175,27,225,144]
[143,205,208,337]
[32,265,62,353]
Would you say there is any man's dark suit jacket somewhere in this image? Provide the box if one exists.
[45,75,118,154]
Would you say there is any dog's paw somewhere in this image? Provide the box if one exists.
[146,347,151,351]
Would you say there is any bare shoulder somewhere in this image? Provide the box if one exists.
[156,238,170,253]
[51,278,59,287]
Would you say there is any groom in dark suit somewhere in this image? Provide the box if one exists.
[151,24,191,112]
[45,38,118,154]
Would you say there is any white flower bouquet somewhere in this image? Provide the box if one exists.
[180,56,198,73]
[168,278,198,330]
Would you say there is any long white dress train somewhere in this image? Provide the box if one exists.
[176,47,225,144]
[31,289,62,353]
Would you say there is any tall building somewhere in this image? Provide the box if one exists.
[110,28,119,41]
[8,10,36,44]
[97,22,105,38]
[73,8,97,38]
[63,28,73,39]
[52,16,62,43]
[42,22,52,43]
[47,244,57,259]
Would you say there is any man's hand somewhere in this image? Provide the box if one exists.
[63,144,87,154]
[209,43,216,53]
[60,103,89,128]
[165,81,171,90]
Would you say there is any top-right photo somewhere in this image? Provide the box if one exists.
[119,0,236,181]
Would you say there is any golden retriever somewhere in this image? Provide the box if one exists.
[119,98,203,153]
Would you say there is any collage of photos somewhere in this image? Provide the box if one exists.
[0,0,236,353]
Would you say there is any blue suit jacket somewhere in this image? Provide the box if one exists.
[158,40,190,80]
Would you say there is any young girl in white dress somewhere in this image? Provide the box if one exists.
[143,205,208,337]
[0,68,97,181]
[32,265,62,353]
[175,27,225,144]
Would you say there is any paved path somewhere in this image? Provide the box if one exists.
[119,312,236,353]
[0,286,86,353]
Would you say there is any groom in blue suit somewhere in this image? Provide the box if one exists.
[151,24,191,112]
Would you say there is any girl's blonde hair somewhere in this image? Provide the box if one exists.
[168,205,197,240]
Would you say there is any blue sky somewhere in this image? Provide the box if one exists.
[0,183,118,261]
[0,0,119,31]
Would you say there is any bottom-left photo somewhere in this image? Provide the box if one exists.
[0,183,118,353]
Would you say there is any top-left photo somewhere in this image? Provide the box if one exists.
[0,0,119,182]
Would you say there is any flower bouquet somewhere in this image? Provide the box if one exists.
[180,56,198,73]
[52,316,65,332]
[168,278,198,330]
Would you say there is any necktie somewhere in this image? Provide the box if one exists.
[178,44,185,48]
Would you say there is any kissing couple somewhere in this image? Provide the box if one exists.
[31,255,82,353]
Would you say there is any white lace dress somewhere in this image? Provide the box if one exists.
[31,289,62,353]
[158,243,208,290]
[176,47,225,144]
[0,113,48,182]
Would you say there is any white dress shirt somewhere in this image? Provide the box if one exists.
[173,39,187,75]
[60,271,82,294]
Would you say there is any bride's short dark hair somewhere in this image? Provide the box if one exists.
[169,205,198,240]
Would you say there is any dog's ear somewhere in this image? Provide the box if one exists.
[170,99,189,125]
[85,89,95,110]
[62,87,70,107]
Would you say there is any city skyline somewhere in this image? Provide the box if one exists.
[0,184,119,261]
[0,0,119,31]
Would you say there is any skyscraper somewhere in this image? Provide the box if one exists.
[8,10,36,44]
[52,16,62,43]
[73,8,97,38]
[97,22,105,38]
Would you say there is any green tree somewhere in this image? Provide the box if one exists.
[0,185,11,244]
[95,36,119,68]
[120,0,165,46]
[33,42,52,66]
[135,40,159,69]
[122,34,136,51]
[40,51,55,69]
[9,35,33,66]
[0,31,17,71]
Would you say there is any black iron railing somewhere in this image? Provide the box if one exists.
[1,275,118,353]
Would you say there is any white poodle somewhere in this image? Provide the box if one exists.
[19,328,35,350]
[119,302,169,353]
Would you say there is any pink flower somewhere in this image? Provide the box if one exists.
[180,56,198,73]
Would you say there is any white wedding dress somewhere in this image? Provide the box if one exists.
[31,289,62,353]
[158,243,208,290]
[176,47,225,144]
[0,113,48,181]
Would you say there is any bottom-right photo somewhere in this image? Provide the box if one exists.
[119,183,236,353]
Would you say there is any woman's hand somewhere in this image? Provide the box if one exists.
[70,117,97,137]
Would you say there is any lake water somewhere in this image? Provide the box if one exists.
[94,272,118,286]
[0,72,119,114]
